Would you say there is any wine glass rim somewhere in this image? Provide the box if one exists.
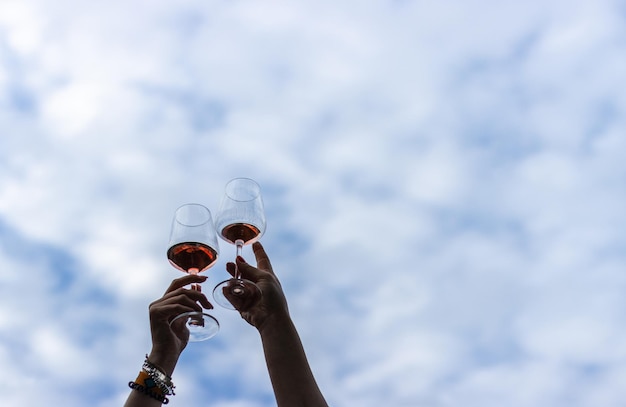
[174,203,213,226]
[225,177,262,201]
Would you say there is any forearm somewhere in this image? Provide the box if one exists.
[260,315,329,407]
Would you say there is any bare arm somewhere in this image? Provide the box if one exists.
[259,314,329,407]
[225,242,329,407]
[125,274,212,407]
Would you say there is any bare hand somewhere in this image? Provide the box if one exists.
[224,242,289,331]
[148,274,213,373]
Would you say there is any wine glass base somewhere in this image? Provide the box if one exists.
[170,311,219,341]
[213,278,262,310]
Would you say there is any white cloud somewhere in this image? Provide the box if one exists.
[0,0,625,406]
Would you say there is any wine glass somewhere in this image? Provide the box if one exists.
[212,178,266,309]
[167,203,220,341]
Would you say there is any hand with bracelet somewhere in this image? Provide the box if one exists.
[124,274,212,406]
[125,243,328,407]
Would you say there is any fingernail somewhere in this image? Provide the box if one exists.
[237,256,246,263]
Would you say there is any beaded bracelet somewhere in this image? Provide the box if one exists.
[128,371,170,404]
[142,355,176,396]
[128,355,176,404]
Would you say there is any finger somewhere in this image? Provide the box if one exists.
[151,303,203,323]
[174,290,214,310]
[225,262,237,277]
[161,285,206,301]
[152,294,203,315]
[154,289,213,312]
[252,242,274,275]
[226,259,266,282]
[164,274,208,295]
[194,291,213,310]
[236,256,267,282]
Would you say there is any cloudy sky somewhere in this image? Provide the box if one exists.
[1,0,625,406]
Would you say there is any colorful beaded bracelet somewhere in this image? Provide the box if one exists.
[129,371,170,404]
[128,355,176,404]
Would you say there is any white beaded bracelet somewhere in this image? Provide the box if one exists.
[142,355,176,396]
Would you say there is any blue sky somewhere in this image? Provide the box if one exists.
[1,0,625,406]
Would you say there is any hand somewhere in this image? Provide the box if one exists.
[224,242,289,332]
[148,274,213,374]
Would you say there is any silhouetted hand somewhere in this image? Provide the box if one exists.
[148,274,213,374]
[224,242,289,332]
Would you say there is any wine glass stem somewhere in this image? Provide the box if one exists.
[234,239,244,280]
[189,267,201,291]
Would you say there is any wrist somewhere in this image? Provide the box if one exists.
[148,348,180,376]
[258,311,293,336]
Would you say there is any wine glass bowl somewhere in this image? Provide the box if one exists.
[167,242,218,274]
[167,203,220,341]
[214,178,266,244]
[213,178,266,310]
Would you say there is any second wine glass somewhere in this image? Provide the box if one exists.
[213,178,266,310]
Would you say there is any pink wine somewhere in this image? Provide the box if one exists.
[221,223,261,244]
[167,242,218,273]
